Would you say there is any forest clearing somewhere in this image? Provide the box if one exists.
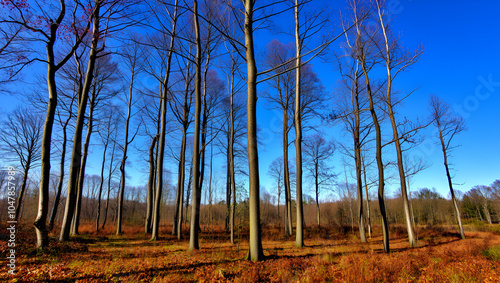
[1,223,500,282]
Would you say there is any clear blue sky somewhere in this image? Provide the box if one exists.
[1,0,499,202]
[256,0,500,200]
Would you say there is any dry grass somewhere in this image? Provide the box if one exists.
[1,223,500,282]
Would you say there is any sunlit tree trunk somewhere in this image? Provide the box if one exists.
[244,0,264,261]
[145,136,157,234]
[71,92,96,235]
[188,0,202,251]
[294,0,305,248]
[151,0,178,241]
[60,1,102,242]
[48,108,72,231]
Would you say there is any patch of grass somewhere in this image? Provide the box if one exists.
[482,245,500,261]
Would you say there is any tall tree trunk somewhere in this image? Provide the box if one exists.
[353,67,366,242]
[185,162,193,226]
[102,137,116,230]
[59,2,101,242]
[294,0,304,248]
[96,139,108,231]
[188,0,202,251]
[315,162,320,227]
[71,94,96,235]
[34,0,71,250]
[145,136,157,234]
[361,151,371,238]
[438,125,465,238]
[117,63,135,236]
[283,110,293,236]
[244,0,264,261]
[15,162,30,221]
[48,109,72,231]
[176,59,191,239]
[229,65,237,244]
[360,58,389,252]
[151,0,178,241]
[376,1,417,248]
[225,136,231,232]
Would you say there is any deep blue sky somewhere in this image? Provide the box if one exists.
[1,0,499,202]
[256,0,500,200]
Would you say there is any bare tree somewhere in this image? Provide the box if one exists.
[72,56,120,235]
[60,0,112,242]
[3,0,92,248]
[347,0,390,252]
[116,38,144,235]
[170,41,194,238]
[429,95,466,238]
[0,107,43,221]
[95,104,120,231]
[262,39,295,236]
[188,0,203,251]
[374,0,423,248]
[150,0,180,242]
[303,134,335,227]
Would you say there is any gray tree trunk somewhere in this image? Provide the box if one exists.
[188,0,202,251]
[294,0,305,248]
[60,2,101,242]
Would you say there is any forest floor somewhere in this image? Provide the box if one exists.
[1,223,500,282]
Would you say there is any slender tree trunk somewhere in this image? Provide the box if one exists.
[376,2,417,248]
[176,129,188,239]
[438,125,465,238]
[188,0,202,251]
[185,162,193,226]
[151,0,178,241]
[145,136,157,234]
[283,111,293,236]
[96,140,108,231]
[315,162,320,227]
[49,111,71,231]
[14,163,30,221]
[229,66,236,244]
[244,0,264,261]
[102,138,116,230]
[117,64,135,236]
[34,0,72,250]
[360,58,389,252]
[408,179,416,229]
[59,2,101,242]
[225,138,231,232]
[361,151,371,238]
[294,0,305,248]
[352,67,366,242]
[72,95,95,235]
[208,128,214,227]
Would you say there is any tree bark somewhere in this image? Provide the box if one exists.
[294,0,305,248]
[360,57,389,252]
[145,136,157,234]
[101,136,116,230]
[60,1,101,242]
[116,58,136,236]
[71,91,96,235]
[244,0,264,261]
[14,162,30,222]
[48,109,72,231]
[438,125,465,238]
[151,0,178,241]
[96,138,108,231]
[353,63,366,242]
[188,0,202,251]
